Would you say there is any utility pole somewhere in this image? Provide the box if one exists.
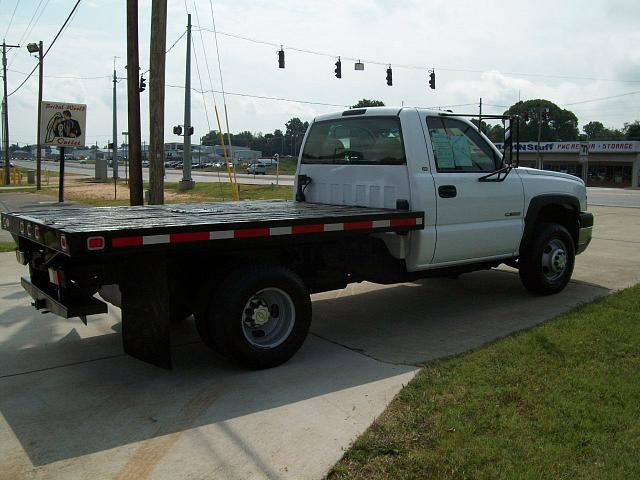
[26,41,45,188]
[478,97,482,134]
[148,0,167,204]
[179,13,194,191]
[112,57,119,179]
[122,131,129,184]
[2,41,20,186]
[36,41,43,189]
[127,0,143,205]
[536,105,543,170]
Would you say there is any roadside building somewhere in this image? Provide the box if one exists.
[212,145,261,163]
[494,141,640,188]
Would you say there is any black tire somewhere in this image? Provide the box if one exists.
[195,265,312,369]
[519,223,575,295]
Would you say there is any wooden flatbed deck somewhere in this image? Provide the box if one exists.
[2,201,424,257]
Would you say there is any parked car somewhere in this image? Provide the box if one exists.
[247,163,267,175]
[257,158,278,167]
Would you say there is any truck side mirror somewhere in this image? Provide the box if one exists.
[502,118,516,167]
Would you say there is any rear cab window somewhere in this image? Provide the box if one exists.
[426,116,500,172]
[301,116,406,165]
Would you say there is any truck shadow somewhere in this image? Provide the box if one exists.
[0,269,608,467]
[311,269,610,365]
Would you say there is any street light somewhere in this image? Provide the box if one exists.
[26,41,43,189]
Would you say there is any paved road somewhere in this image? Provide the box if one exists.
[587,187,640,208]
[12,160,295,186]
[0,204,638,478]
[14,161,639,205]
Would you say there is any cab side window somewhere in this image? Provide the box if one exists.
[427,117,499,172]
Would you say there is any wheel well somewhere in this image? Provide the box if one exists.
[532,204,579,248]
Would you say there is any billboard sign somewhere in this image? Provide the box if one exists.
[40,101,87,147]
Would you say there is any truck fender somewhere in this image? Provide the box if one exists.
[520,194,580,252]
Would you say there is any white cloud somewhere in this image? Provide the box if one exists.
[2,0,639,145]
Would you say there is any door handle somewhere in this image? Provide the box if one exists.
[438,185,457,198]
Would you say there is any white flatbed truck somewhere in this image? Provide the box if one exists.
[1,107,593,369]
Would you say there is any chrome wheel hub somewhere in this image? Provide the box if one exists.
[242,288,296,349]
[541,238,568,281]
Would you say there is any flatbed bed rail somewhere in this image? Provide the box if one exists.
[2,200,424,257]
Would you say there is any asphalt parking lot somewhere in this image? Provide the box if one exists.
[0,201,639,479]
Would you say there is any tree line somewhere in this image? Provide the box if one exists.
[473,99,639,143]
[11,98,635,155]
[198,98,639,157]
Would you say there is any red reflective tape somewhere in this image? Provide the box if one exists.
[344,220,373,231]
[112,236,143,248]
[87,236,105,250]
[390,217,417,227]
[234,227,270,238]
[292,224,324,234]
[170,231,209,243]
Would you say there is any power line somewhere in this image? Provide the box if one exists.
[191,0,214,127]
[190,21,212,132]
[563,90,640,106]
[22,0,50,44]
[194,26,640,85]
[165,83,349,108]
[7,0,82,97]
[7,0,44,68]
[7,67,109,80]
[3,0,22,39]
[141,30,186,76]
[8,62,639,115]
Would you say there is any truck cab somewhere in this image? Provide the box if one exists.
[296,107,592,294]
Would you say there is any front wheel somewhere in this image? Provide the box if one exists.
[519,223,575,295]
[195,265,311,369]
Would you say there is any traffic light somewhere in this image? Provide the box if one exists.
[139,75,146,93]
[522,111,529,122]
[173,125,183,136]
[386,66,393,86]
[543,108,549,121]
[428,69,435,89]
[108,143,114,150]
[278,47,285,68]
[334,57,341,78]
[188,126,194,136]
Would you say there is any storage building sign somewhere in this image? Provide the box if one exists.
[40,101,87,147]
[493,141,640,153]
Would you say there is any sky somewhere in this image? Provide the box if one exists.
[1,0,639,147]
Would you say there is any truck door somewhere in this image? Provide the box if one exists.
[422,115,524,265]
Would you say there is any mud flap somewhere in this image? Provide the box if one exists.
[120,255,172,369]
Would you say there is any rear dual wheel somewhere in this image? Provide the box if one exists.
[195,265,311,369]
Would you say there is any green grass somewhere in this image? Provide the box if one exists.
[0,241,16,252]
[0,186,37,192]
[164,181,293,202]
[27,178,293,207]
[329,285,640,480]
